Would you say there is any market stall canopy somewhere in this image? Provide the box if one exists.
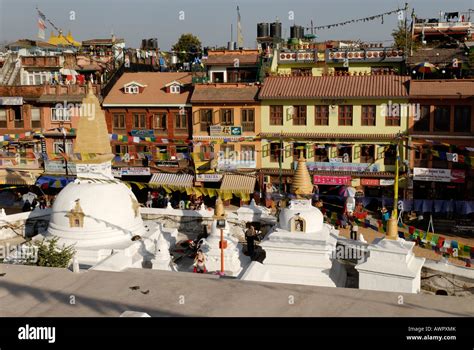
[220,174,256,193]
[148,173,194,189]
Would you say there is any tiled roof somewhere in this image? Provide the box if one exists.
[204,50,259,66]
[409,79,474,98]
[259,75,410,99]
[259,133,400,140]
[191,84,259,103]
[103,72,192,106]
[261,168,395,178]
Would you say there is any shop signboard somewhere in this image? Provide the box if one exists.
[361,178,380,186]
[120,167,150,176]
[209,126,242,136]
[196,174,222,182]
[217,159,256,171]
[155,160,179,167]
[44,160,77,175]
[301,161,379,172]
[0,97,23,105]
[379,179,395,186]
[313,175,351,185]
[130,129,154,137]
[413,168,465,183]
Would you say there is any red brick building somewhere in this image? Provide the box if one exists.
[102,72,193,178]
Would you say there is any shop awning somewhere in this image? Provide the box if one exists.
[149,173,194,189]
[220,174,256,193]
[0,169,42,185]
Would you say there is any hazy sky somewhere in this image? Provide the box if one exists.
[0,0,472,49]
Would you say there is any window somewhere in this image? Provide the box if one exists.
[241,145,255,162]
[220,109,233,126]
[133,114,146,128]
[361,105,376,126]
[51,108,71,122]
[200,145,212,161]
[13,106,23,128]
[434,106,450,132]
[242,109,255,132]
[113,114,125,129]
[414,105,430,132]
[382,145,396,165]
[53,140,73,154]
[454,106,471,132]
[170,85,180,94]
[220,145,234,160]
[292,106,306,126]
[124,85,139,94]
[270,105,283,125]
[385,109,401,126]
[270,142,283,163]
[314,145,328,162]
[114,144,128,154]
[0,109,7,128]
[291,68,312,76]
[293,142,307,161]
[338,146,352,162]
[31,107,41,128]
[135,145,149,153]
[360,145,375,163]
[338,105,353,126]
[200,109,213,132]
[315,105,329,126]
[174,112,187,130]
[414,145,429,167]
[154,113,167,130]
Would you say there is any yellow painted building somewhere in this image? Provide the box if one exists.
[258,74,411,194]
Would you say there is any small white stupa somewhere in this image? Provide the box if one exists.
[356,218,425,293]
[241,154,347,288]
[151,234,175,271]
[42,83,157,267]
[199,196,247,276]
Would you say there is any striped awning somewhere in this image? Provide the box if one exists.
[149,173,194,188]
[0,169,41,185]
[220,174,256,193]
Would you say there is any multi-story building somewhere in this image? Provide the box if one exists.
[202,49,260,83]
[258,73,411,203]
[408,79,474,203]
[191,83,260,204]
[102,72,193,181]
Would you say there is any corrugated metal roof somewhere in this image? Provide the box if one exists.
[149,173,194,188]
[259,75,410,99]
[409,79,474,98]
[220,174,256,192]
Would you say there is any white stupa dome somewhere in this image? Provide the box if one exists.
[279,199,324,233]
[47,179,146,248]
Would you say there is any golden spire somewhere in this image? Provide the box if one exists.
[73,83,114,164]
[291,151,313,198]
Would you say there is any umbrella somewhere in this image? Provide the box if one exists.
[59,68,79,76]
[415,62,437,74]
[339,186,356,197]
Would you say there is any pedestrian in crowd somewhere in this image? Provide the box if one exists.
[145,192,153,208]
[193,249,207,273]
[39,196,47,210]
[380,207,390,222]
[245,224,257,258]
[349,215,359,241]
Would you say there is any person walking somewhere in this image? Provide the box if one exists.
[349,217,359,240]
[245,224,257,258]
[193,250,207,273]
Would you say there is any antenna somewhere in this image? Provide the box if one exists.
[231,23,233,42]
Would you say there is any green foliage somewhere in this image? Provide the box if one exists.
[27,237,75,268]
[172,33,202,62]
[392,21,419,51]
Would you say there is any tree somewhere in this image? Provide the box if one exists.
[172,33,202,63]
[26,237,76,268]
[392,21,418,52]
